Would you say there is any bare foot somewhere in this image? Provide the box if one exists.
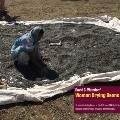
[0,10,7,14]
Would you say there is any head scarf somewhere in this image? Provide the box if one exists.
[13,26,44,51]
[11,26,44,60]
[30,26,44,43]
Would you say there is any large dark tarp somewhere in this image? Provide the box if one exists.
[0,23,120,89]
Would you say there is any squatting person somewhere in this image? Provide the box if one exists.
[11,26,49,71]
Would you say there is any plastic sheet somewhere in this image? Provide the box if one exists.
[1,15,120,105]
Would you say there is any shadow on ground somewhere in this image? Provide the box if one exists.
[14,60,59,81]
[0,12,20,22]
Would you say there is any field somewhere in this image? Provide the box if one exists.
[1,0,120,120]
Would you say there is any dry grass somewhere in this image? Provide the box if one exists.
[1,0,120,120]
[5,0,120,21]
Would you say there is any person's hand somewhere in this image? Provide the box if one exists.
[41,55,50,62]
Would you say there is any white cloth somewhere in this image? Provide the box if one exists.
[1,15,120,105]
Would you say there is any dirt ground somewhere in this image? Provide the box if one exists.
[1,0,120,120]
[1,23,120,89]
[1,0,120,21]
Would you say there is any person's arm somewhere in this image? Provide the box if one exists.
[29,52,49,75]
[35,45,50,61]
[29,52,42,69]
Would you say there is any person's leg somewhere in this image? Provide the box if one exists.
[34,47,41,60]
[0,0,6,12]
[17,52,30,66]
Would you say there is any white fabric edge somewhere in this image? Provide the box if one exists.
[1,15,120,105]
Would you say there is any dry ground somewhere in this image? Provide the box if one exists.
[1,0,120,120]
[1,0,120,21]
